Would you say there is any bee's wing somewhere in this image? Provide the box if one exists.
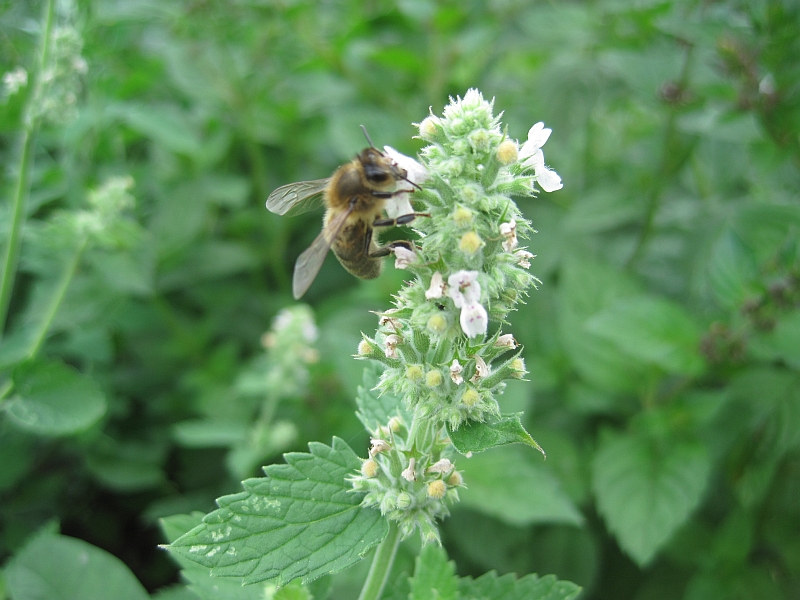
[266,179,329,216]
[292,206,354,299]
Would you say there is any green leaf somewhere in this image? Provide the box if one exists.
[458,570,582,600]
[4,532,149,600]
[355,363,411,433]
[748,311,800,370]
[167,438,388,586]
[161,514,270,600]
[4,360,106,436]
[592,430,711,566]
[108,102,204,156]
[704,229,759,310]
[558,257,650,393]
[458,445,584,526]
[448,413,545,455]
[409,545,458,600]
[586,295,705,376]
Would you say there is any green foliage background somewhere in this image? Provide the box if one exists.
[2,0,800,598]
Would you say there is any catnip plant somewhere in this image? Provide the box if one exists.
[167,90,580,600]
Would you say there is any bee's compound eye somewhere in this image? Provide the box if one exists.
[369,172,389,183]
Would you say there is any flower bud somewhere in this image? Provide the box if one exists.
[361,459,379,478]
[452,206,474,227]
[426,313,448,336]
[459,231,484,255]
[425,370,443,387]
[447,471,464,487]
[406,365,424,382]
[427,480,447,499]
[418,115,441,140]
[461,388,480,407]
[496,139,519,165]
[396,492,413,509]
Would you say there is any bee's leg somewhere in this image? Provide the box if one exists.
[372,213,431,228]
[368,240,414,258]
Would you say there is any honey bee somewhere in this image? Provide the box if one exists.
[266,128,427,299]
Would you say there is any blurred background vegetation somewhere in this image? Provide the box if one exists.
[2,0,800,599]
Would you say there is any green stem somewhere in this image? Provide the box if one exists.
[27,237,87,359]
[626,40,694,268]
[357,522,401,600]
[0,0,56,338]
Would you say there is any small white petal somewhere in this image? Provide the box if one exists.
[536,167,563,192]
[499,219,518,252]
[383,146,429,186]
[516,250,534,269]
[393,246,417,269]
[460,302,488,338]
[370,439,391,455]
[401,457,417,482]
[471,355,489,382]
[427,459,454,474]
[527,122,552,148]
[385,193,414,219]
[448,270,481,307]
[450,359,464,385]
[425,271,446,300]
[495,334,518,349]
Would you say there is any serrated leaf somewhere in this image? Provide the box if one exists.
[748,311,800,370]
[168,438,387,586]
[448,413,544,455]
[586,295,704,376]
[4,532,149,600]
[558,257,650,393]
[592,430,710,566]
[458,570,582,600]
[705,229,758,310]
[161,514,270,600]
[4,359,106,436]
[409,545,458,600]
[458,445,584,526]
[355,363,411,433]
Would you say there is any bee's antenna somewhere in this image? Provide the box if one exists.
[401,174,422,191]
[360,125,376,149]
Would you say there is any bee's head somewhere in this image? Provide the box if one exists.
[358,147,406,188]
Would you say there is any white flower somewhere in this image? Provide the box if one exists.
[471,355,489,383]
[369,439,391,456]
[385,194,414,220]
[450,359,464,385]
[447,270,481,306]
[384,334,401,359]
[448,270,488,338]
[402,457,417,482]
[3,67,28,97]
[495,334,518,349]
[384,146,429,186]
[425,271,447,300]
[427,458,454,474]
[394,246,417,269]
[516,250,534,269]
[519,122,563,193]
[519,122,552,162]
[528,150,563,193]
[383,146,429,218]
[499,219,518,252]
[459,302,488,338]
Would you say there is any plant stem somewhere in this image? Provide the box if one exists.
[357,522,401,600]
[0,0,56,338]
[27,237,87,359]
